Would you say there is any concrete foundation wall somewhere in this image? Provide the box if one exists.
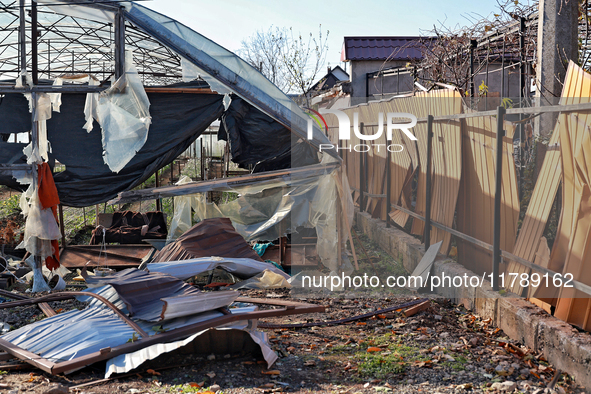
[354,210,591,390]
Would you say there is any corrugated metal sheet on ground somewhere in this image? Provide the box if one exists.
[151,218,263,264]
[458,116,520,276]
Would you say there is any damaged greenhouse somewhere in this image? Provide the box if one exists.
[0,0,353,378]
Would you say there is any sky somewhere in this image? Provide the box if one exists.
[143,0,508,69]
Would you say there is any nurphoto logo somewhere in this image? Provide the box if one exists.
[306,108,418,153]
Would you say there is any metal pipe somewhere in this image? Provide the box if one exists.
[31,1,38,85]
[492,106,506,291]
[58,204,66,248]
[114,8,125,79]
[501,35,505,98]
[386,145,391,228]
[18,0,26,85]
[469,40,476,98]
[359,122,365,212]
[424,115,434,248]
[155,170,161,211]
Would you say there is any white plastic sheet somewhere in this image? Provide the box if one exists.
[167,176,197,241]
[96,52,151,173]
[84,77,100,132]
[37,0,115,24]
[189,158,354,274]
[18,192,60,262]
[181,56,232,95]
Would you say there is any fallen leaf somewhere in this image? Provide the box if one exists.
[356,322,367,326]
[189,382,203,388]
[146,369,161,376]
[367,347,382,353]
[206,372,216,379]
[262,370,281,375]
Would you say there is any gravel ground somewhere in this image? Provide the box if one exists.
[0,289,587,394]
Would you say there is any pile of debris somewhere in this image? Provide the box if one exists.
[0,217,323,382]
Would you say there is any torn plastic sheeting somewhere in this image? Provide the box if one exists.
[188,158,352,274]
[96,51,151,173]
[147,257,290,281]
[37,0,115,24]
[18,191,60,262]
[167,175,197,241]
[84,77,100,132]
[0,88,225,206]
[218,95,319,171]
[105,307,277,378]
[229,269,292,290]
[191,169,330,243]
[181,56,232,95]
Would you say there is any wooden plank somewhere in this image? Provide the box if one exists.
[402,300,431,318]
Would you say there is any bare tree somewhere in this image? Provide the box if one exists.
[239,26,290,92]
[239,25,330,104]
[280,26,330,105]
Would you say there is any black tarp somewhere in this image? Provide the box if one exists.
[0,90,224,207]
[218,95,319,172]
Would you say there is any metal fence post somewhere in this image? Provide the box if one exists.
[469,39,477,98]
[493,106,506,291]
[424,115,434,249]
[386,146,391,228]
[359,122,365,212]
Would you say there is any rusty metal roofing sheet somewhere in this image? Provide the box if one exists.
[151,218,263,263]
[59,245,153,268]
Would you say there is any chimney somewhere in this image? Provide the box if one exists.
[327,66,331,74]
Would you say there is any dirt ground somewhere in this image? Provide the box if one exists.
[0,288,587,394]
[0,182,589,394]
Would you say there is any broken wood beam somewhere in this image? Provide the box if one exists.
[402,300,431,318]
